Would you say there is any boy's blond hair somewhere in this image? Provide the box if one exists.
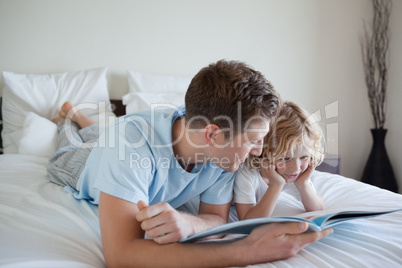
[249,101,324,169]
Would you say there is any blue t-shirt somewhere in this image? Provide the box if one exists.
[73,106,234,208]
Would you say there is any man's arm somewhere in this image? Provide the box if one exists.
[99,192,333,268]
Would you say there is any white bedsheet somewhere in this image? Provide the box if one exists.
[0,155,104,268]
[0,154,402,268]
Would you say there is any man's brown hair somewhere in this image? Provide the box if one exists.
[185,59,282,138]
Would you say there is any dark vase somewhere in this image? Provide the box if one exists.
[361,129,399,193]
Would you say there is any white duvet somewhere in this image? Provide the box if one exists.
[0,155,103,268]
[1,154,402,268]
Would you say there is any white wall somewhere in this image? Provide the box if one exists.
[0,0,401,192]
[387,0,402,193]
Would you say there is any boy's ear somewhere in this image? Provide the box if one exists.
[204,124,222,146]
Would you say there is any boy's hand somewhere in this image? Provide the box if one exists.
[136,201,193,244]
[295,165,315,187]
[260,160,285,187]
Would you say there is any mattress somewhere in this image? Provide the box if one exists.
[1,153,402,267]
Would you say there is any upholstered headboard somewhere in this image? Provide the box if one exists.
[0,97,2,154]
[110,99,125,117]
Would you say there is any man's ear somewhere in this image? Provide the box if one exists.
[204,124,222,146]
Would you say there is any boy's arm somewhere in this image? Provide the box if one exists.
[295,166,324,211]
[236,182,284,220]
[99,191,332,267]
[236,164,285,220]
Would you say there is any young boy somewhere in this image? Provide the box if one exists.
[48,60,332,267]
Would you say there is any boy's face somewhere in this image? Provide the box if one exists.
[275,144,312,183]
[210,119,270,172]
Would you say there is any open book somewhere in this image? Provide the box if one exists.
[180,208,402,243]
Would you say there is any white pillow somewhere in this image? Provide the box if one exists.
[127,70,192,93]
[123,71,191,114]
[123,92,186,115]
[1,67,115,154]
[19,112,58,158]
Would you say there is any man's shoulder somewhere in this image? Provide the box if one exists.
[106,107,185,154]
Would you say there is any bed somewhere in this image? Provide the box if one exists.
[1,68,402,268]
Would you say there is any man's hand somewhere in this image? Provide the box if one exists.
[242,222,333,264]
[136,201,195,244]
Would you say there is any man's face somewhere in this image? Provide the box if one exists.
[210,119,270,172]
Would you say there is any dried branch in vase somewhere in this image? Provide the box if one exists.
[360,0,392,129]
